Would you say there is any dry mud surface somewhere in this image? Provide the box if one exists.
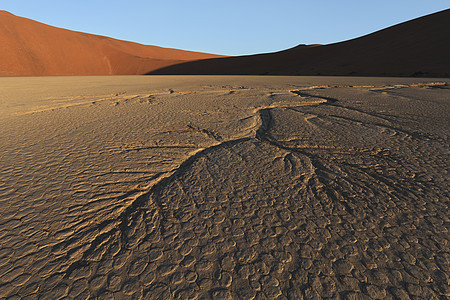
[0,76,449,299]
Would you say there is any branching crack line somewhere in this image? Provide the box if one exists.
[62,137,252,276]
[290,90,440,141]
[61,83,446,277]
[254,106,357,215]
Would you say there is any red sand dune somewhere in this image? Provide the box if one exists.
[149,9,450,77]
[0,11,223,76]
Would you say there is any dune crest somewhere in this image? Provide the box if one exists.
[0,11,222,76]
[149,9,450,77]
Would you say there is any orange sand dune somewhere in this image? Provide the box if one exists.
[0,11,223,76]
[149,9,450,77]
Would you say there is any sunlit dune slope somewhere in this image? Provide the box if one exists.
[149,9,450,77]
[0,11,222,76]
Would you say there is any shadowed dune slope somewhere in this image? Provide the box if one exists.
[0,11,222,76]
[149,9,450,77]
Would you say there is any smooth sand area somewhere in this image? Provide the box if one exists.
[0,11,222,76]
[0,76,449,299]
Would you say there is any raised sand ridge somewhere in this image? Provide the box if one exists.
[0,76,449,298]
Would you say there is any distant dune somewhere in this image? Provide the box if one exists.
[2,10,449,77]
[149,9,450,77]
[0,11,222,76]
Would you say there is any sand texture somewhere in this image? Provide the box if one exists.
[0,76,449,299]
[0,11,222,76]
[149,9,450,77]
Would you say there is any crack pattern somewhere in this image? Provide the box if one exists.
[0,82,448,299]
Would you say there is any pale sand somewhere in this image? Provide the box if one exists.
[0,76,448,299]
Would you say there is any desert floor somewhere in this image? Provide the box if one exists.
[0,76,449,299]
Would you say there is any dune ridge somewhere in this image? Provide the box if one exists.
[0,11,222,76]
[149,9,450,77]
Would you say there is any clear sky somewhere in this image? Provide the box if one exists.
[2,1,449,55]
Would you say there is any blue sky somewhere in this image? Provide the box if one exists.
[2,1,449,55]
